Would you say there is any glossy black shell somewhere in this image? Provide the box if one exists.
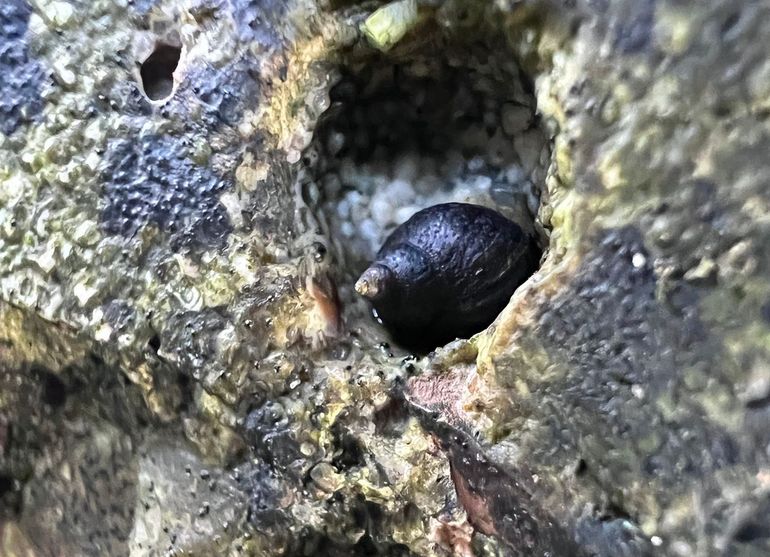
[365,202,540,349]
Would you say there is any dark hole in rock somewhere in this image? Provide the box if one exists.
[303,37,550,352]
[0,475,13,497]
[39,369,67,407]
[176,371,192,412]
[140,43,181,101]
[373,397,409,437]
[0,473,22,517]
[600,502,633,522]
[720,11,741,37]
[290,528,411,557]
[745,392,770,410]
[734,521,770,543]
[575,458,588,476]
[147,333,161,353]
[331,423,366,469]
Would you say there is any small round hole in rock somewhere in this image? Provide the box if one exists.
[140,43,182,101]
[304,38,550,352]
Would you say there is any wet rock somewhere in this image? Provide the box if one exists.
[129,441,251,556]
[0,0,45,136]
[101,133,234,248]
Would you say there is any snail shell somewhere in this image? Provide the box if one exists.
[356,202,540,349]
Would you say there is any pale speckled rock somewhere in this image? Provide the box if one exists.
[128,441,252,556]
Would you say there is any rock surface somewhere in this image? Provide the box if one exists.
[1,0,769,556]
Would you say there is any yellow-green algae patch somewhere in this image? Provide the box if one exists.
[362,0,421,52]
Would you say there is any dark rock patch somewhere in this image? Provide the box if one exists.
[181,55,264,127]
[230,0,287,49]
[613,0,656,54]
[101,133,233,248]
[0,0,45,136]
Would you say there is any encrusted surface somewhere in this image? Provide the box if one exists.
[0,1,44,136]
[1,0,770,556]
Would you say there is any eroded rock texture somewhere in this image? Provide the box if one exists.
[1,0,769,556]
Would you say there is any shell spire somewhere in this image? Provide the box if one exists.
[355,264,392,300]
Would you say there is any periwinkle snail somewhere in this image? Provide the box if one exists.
[355,202,540,350]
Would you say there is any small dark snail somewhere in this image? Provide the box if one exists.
[356,202,540,350]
